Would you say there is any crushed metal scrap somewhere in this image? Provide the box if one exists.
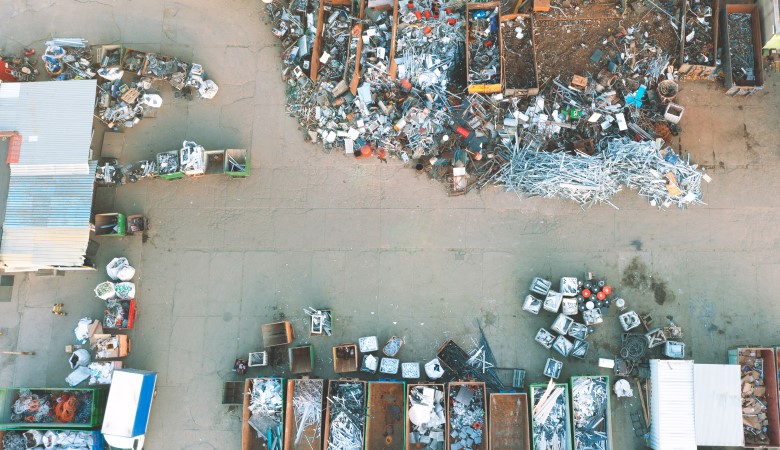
[265,0,708,208]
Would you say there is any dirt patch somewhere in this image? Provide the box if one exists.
[622,257,650,290]
[533,0,682,83]
[501,16,538,90]
[650,278,673,305]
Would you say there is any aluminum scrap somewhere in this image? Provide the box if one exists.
[684,0,717,65]
[327,381,365,450]
[395,0,466,89]
[408,385,446,449]
[467,8,500,85]
[292,379,324,446]
[492,138,704,208]
[532,384,570,450]
[448,384,485,449]
[248,379,284,444]
[572,377,609,450]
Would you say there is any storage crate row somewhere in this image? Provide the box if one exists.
[241,377,612,450]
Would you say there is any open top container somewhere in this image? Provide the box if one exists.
[205,150,226,175]
[262,321,295,347]
[225,149,250,177]
[678,0,720,79]
[284,379,325,450]
[529,382,572,450]
[722,3,764,94]
[94,213,126,237]
[289,345,314,374]
[447,381,487,450]
[332,343,359,373]
[350,0,400,93]
[500,14,539,96]
[729,347,780,447]
[0,429,104,449]
[570,376,611,450]
[366,381,406,450]
[406,383,446,450]
[156,150,183,180]
[310,0,356,83]
[466,2,503,94]
[103,299,137,330]
[489,392,530,450]
[0,388,106,429]
[323,380,366,450]
[242,378,286,450]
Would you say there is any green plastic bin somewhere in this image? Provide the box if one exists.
[156,150,183,180]
[225,149,250,177]
[94,213,126,237]
[529,383,572,450]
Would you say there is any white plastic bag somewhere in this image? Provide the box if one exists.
[106,257,129,280]
[65,366,91,387]
[114,282,135,299]
[74,318,93,342]
[198,79,219,99]
[94,281,116,300]
[116,265,136,282]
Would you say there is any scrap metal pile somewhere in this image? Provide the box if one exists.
[682,0,717,66]
[247,378,284,446]
[266,0,705,208]
[291,379,324,448]
[726,13,755,85]
[408,385,446,449]
[327,381,365,450]
[5,38,218,130]
[10,389,93,425]
[447,383,485,449]
[531,383,570,450]
[1,429,95,450]
[571,377,609,450]
[737,350,772,446]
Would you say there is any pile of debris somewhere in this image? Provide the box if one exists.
[737,349,772,446]
[1,430,94,450]
[447,383,486,449]
[291,379,324,448]
[8,38,218,131]
[327,381,365,450]
[571,376,609,450]
[531,382,571,450]
[264,1,705,207]
[247,378,284,447]
[408,385,446,448]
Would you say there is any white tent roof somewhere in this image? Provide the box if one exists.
[694,364,744,446]
[650,359,696,450]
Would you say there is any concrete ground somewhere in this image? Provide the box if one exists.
[1,1,779,449]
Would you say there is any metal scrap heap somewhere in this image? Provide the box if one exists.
[291,379,323,447]
[247,379,284,446]
[572,377,609,450]
[531,383,570,450]
[408,385,446,449]
[447,383,485,449]
[327,381,365,450]
[265,0,707,208]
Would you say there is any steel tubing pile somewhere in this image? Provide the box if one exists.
[492,138,704,209]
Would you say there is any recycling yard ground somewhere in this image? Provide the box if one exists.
[1,0,780,449]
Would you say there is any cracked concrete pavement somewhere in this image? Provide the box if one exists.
[1,0,780,449]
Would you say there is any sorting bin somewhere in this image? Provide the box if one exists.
[570,376,611,450]
[323,380,366,450]
[366,381,405,450]
[0,388,106,429]
[242,378,286,450]
[489,392,531,450]
[529,383,572,450]
[284,379,325,450]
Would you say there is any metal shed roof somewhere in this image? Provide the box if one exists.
[650,359,697,450]
[0,80,97,271]
[0,80,95,165]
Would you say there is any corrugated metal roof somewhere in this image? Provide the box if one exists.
[693,364,744,446]
[0,81,97,270]
[4,166,95,227]
[650,359,696,450]
[0,80,96,166]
